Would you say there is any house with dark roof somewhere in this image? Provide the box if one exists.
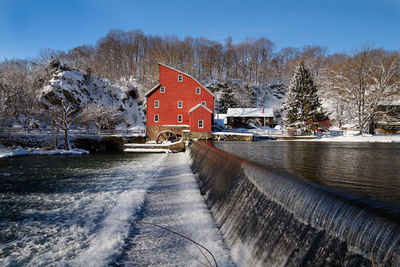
[374,99,400,133]
[145,63,214,140]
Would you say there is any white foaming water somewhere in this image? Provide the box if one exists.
[74,154,166,267]
[0,154,166,267]
[73,190,146,267]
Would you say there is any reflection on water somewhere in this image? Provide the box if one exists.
[215,141,400,204]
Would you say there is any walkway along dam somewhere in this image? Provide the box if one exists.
[189,142,400,266]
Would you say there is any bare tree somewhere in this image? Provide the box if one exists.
[49,101,77,150]
[78,104,123,131]
[326,48,400,134]
[0,59,40,122]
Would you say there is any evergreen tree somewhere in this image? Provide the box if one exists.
[283,61,324,134]
[244,84,257,107]
[220,85,238,113]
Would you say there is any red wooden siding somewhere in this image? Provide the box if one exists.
[318,119,330,130]
[146,64,214,132]
[189,106,213,132]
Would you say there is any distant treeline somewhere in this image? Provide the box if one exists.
[1,29,399,131]
[12,29,332,87]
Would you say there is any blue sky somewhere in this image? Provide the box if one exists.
[0,0,399,59]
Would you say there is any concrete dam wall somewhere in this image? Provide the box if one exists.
[189,142,400,266]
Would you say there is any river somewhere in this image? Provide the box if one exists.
[0,152,234,266]
[215,140,400,220]
[2,141,399,266]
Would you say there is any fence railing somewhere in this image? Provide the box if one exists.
[0,128,146,136]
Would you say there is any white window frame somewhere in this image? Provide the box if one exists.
[177,100,183,109]
[198,120,204,129]
[201,101,206,106]
[196,87,201,94]
[177,114,183,123]
[154,114,159,122]
[178,74,183,82]
[154,100,159,108]
[160,86,165,93]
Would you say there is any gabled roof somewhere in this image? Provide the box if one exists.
[144,83,160,97]
[227,108,274,117]
[158,63,215,97]
[189,103,213,114]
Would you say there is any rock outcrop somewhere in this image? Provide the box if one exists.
[39,62,144,129]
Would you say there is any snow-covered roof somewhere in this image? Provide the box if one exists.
[158,63,216,97]
[189,103,213,114]
[226,108,274,117]
[144,83,160,97]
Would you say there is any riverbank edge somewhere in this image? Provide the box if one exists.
[0,146,89,158]
[280,134,400,143]
[0,133,146,155]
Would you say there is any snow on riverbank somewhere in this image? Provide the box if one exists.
[314,135,400,143]
[213,131,254,136]
[0,145,89,158]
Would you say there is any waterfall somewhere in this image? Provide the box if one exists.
[190,142,400,266]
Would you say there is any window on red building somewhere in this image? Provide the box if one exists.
[154,100,159,108]
[178,114,183,123]
[154,114,159,122]
[178,75,183,82]
[198,120,203,128]
[177,101,183,108]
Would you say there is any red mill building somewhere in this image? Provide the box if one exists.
[145,63,214,140]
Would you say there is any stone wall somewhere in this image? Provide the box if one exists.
[146,125,189,141]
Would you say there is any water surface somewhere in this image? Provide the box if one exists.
[0,153,163,266]
[215,141,400,211]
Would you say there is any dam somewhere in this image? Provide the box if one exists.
[1,141,399,266]
[190,141,400,266]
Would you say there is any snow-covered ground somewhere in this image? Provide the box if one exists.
[213,131,254,137]
[121,151,235,266]
[212,127,400,143]
[124,148,171,153]
[0,144,89,158]
[313,134,400,143]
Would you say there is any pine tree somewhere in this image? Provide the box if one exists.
[283,61,324,134]
[220,85,238,113]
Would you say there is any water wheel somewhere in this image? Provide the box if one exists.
[156,130,182,144]
[246,118,263,128]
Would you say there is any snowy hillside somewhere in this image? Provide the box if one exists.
[206,80,286,114]
[39,67,145,130]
